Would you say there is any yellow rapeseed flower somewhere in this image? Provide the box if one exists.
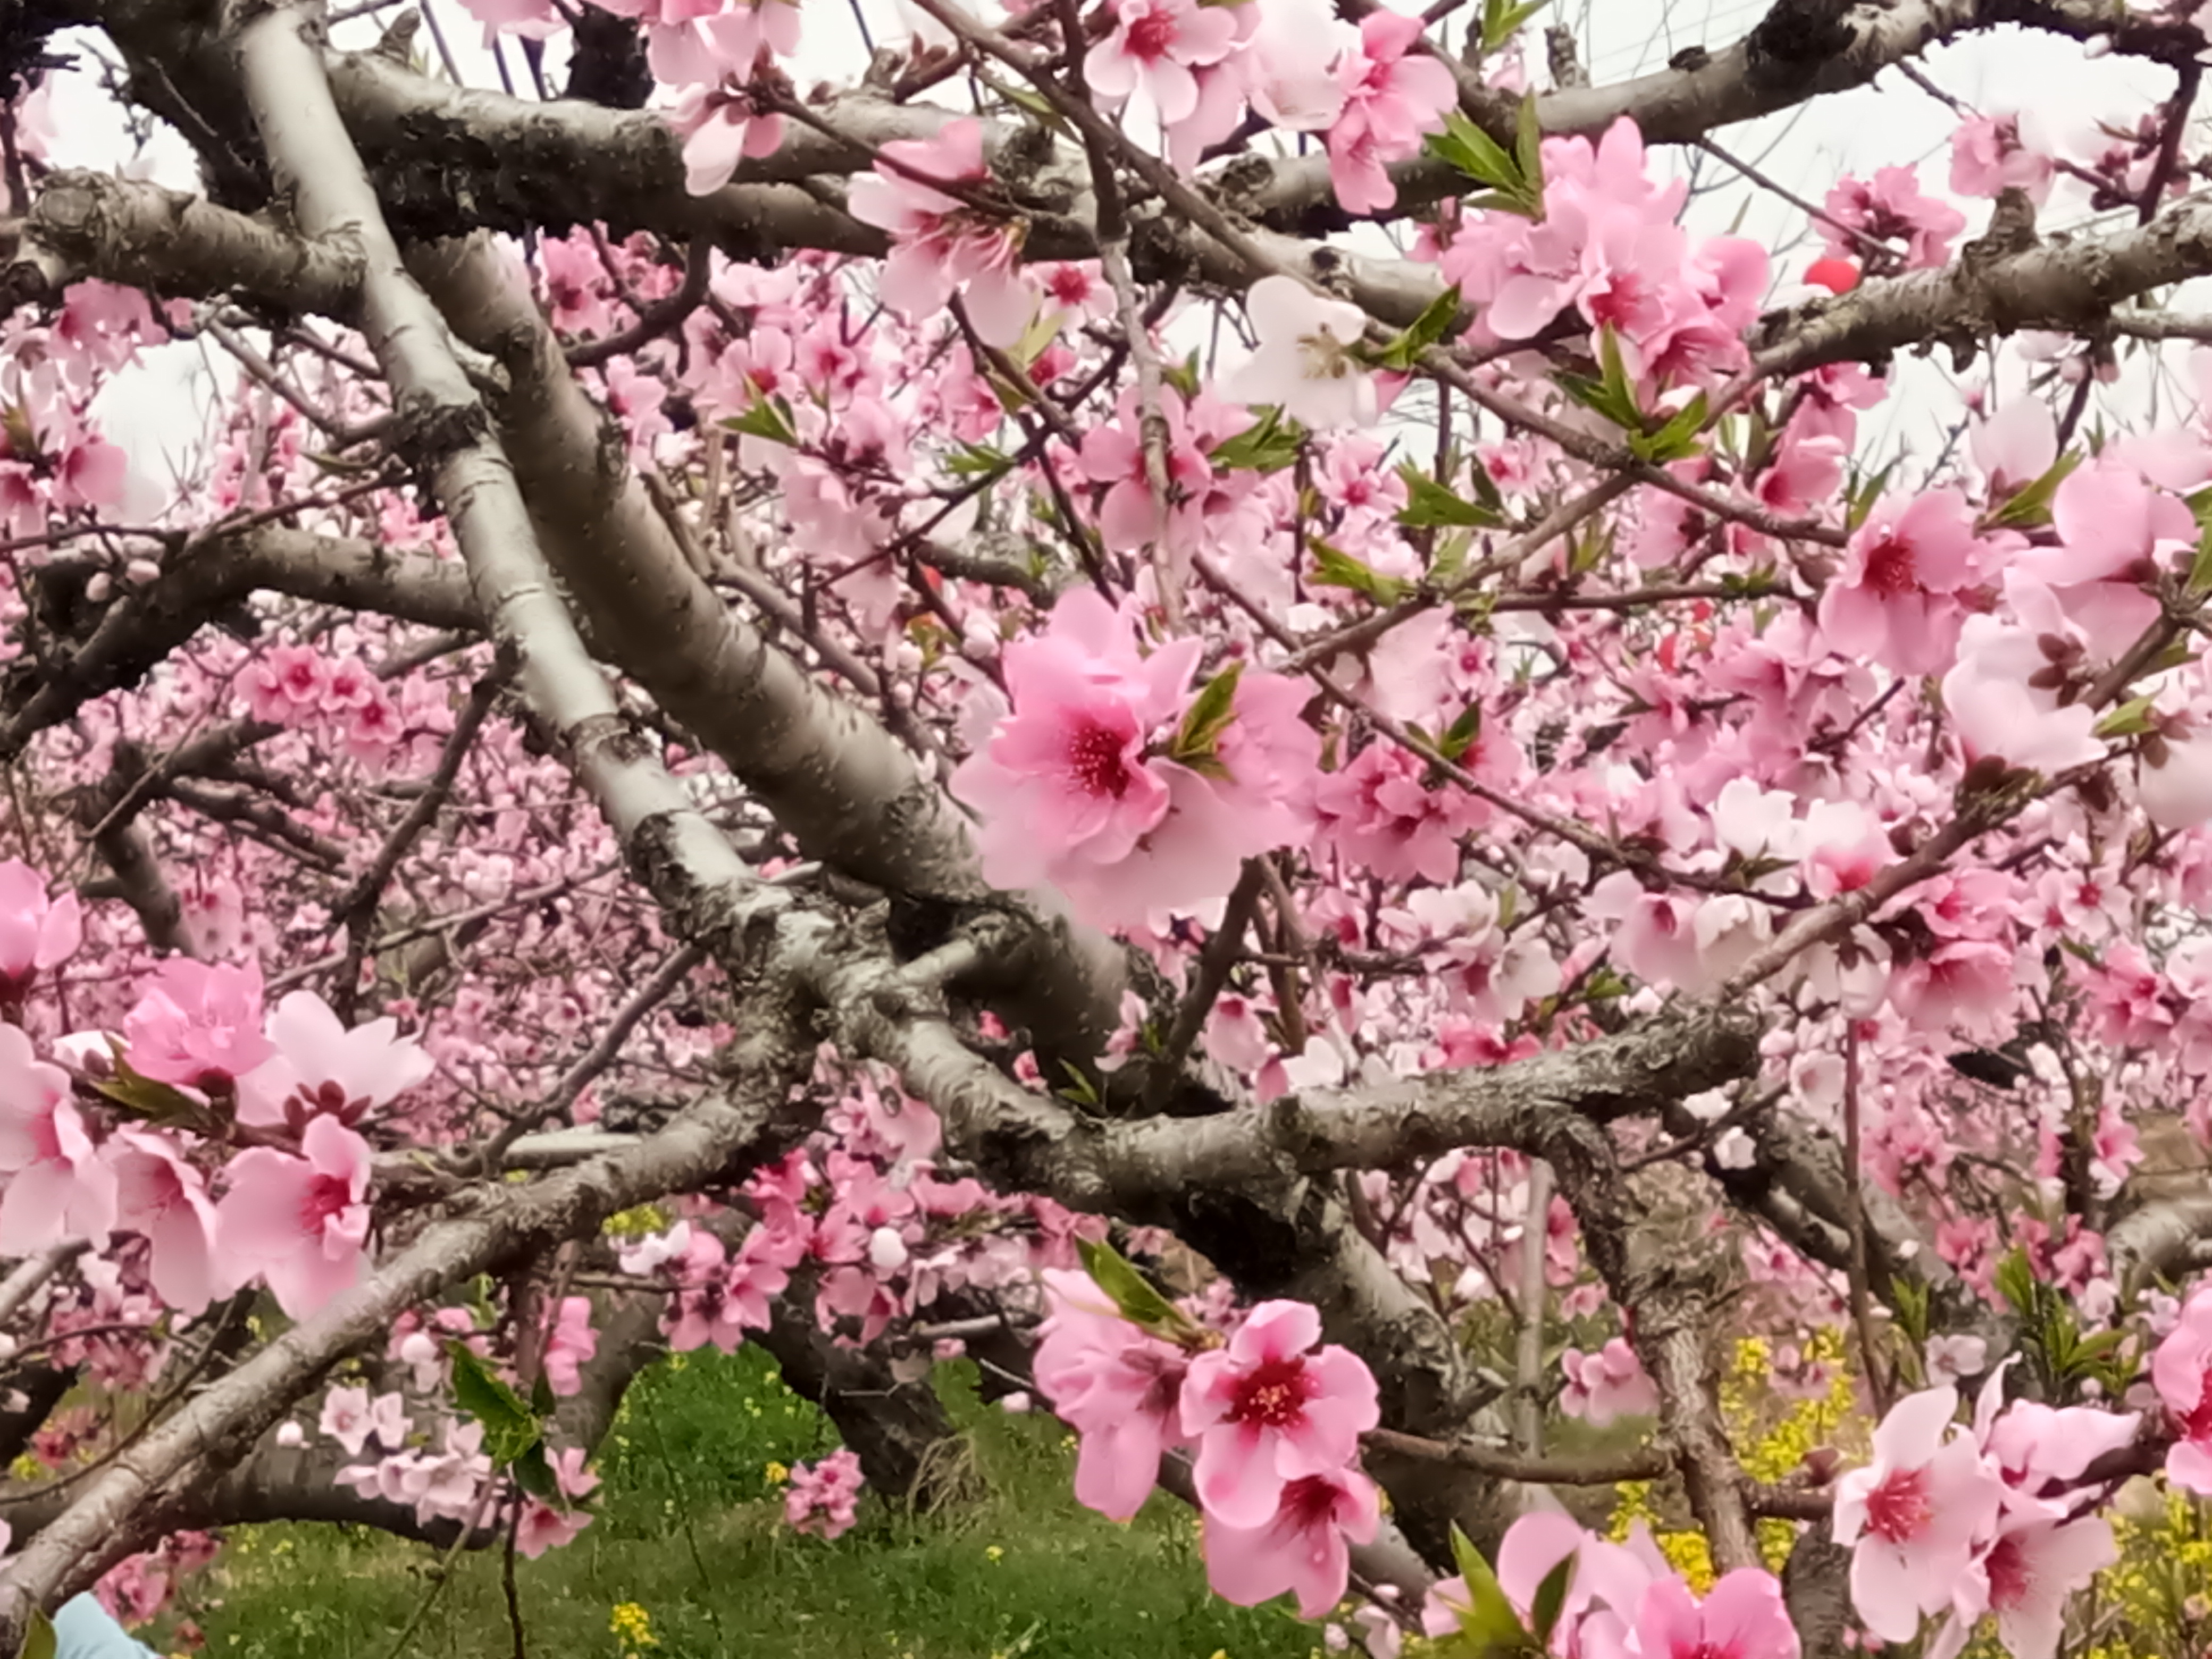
[609,1602,658,1650]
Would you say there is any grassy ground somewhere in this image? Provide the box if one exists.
[175,1348,1317,1659]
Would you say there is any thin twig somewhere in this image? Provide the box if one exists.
[1842,1024,1891,1416]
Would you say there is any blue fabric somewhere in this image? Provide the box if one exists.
[51,1595,158,1659]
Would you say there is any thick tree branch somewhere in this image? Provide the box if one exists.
[8,171,361,318]
[407,234,1128,1070]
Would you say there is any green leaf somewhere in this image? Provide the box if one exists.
[1513,94,1545,219]
[1437,704,1484,764]
[1992,1248,2039,1319]
[1890,1275,1931,1346]
[14,1611,53,1659]
[1445,1526,1538,1657]
[1168,661,1244,774]
[1529,1551,1576,1647]
[1075,1238,1189,1337]
[1557,330,1645,435]
[91,1053,215,1130]
[1376,284,1465,371]
[1055,1060,1102,1108]
[511,1439,565,1507]
[1597,325,1636,415]
[1425,112,1540,217]
[1846,459,1899,533]
[1310,538,1411,604]
[1209,406,1305,473]
[980,71,1069,133]
[2189,525,2212,597]
[1481,0,1547,53]
[447,1341,543,1469]
[1631,392,1710,465]
[945,441,1009,479]
[723,396,798,447]
[1982,449,2081,530]
[2094,695,2158,739]
[1397,464,1503,529]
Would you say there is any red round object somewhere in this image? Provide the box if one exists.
[1804,256,1860,294]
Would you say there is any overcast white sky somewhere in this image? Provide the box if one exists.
[47,0,2209,514]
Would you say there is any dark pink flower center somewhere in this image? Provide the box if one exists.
[2183,1364,2212,1442]
[1984,1534,2031,1611]
[1861,533,1919,598]
[1229,1355,1313,1429]
[1276,1474,1338,1528]
[1864,1466,1931,1543]
[301,1171,354,1235]
[1123,8,1178,63]
[1066,720,1135,800]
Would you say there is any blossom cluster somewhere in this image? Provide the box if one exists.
[1439,118,1769,390]
[1835,1375,2138,1658]
[1032,1265,1380,1616]
[0,861,431,1319]
[616,1065,1101,1354]
[951,586,1318,931]
[1425,1510,1802,1659]
[784,1447,866,1539]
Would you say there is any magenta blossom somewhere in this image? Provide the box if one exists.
[1325,11,1455,214]
[784,1447,865,1540]
[1607,1571,1803,1659]
[1031,1267,1189,1521]
[668,82,786,196]
[1180,1300,1379,1528]
[1821,165,1967,269]
[1202,1466,1379,1618]
[1945,1514,2115,1659]
[1950,113,2054,205]
[215,1114,374,1319]
[951,588,1318,929]
[952,588,1195,890]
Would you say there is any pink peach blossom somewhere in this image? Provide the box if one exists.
[1816,489,1990,676]
[0,860,81,996]
[1560,1337,1659,1426]
[106,1128,222,1314]
[1202,1467,1379,1618]
[1180,1300,1379,1528]
[1084,0,1242,129]
[1833,1385,2007,1645]
[125,960,276,1092]
[0,1024,115,1251]
[1032,1266,1190,1521]
[215,1114,374,1319]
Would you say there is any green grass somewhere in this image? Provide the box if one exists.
[176,1349,1318,1659]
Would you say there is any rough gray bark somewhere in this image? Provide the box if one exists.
[7,171,362,319]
